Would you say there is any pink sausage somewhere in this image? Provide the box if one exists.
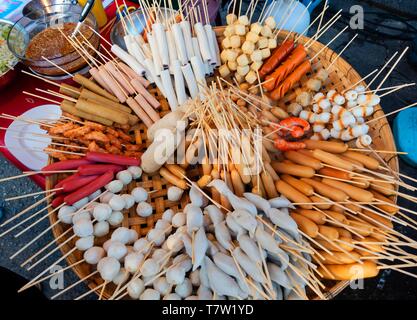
[131,78,161,109]
[98,66,127,103]
[89,67,114,94]
[104,62,136,95]
[119,62,150,88]
[126,97,154,128]
[134,93,160,122]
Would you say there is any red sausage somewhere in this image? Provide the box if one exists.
[64,171,114,205]
[54,173,81,189]
[259,40,295,78]
[52,195,65,208]
[42,159,92,175]
[61,175,99,193]
[85,152,141,166]
[78,164,125,176]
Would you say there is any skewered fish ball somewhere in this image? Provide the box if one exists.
[246,31,259,43]
[258,37,268,49]
[107,241,128,260]
[315,68,329,82]
[153,277,171,296]
[109,194,126,211]
[140,258,160,277]
[113,268,129,286]
[261,25,272,37]
[345,90,358,101]
[228,60,238,71]
[119,194,135,210]
[105,180,124,193]
[93,203,112,221]
[237,65,250,76]
[250,22,262,35]
[140,288,161,300]
[97,257,120,281]
[287,103,303,116]
[75,235,94,251]
[230,35,242,48]
[222,37,231,49]
[226,13,237,25]
[111,227,131,244]
[251,50,262,62]
[306,78,322,91]
[74,218,94,237]
[131,187,148,202]
[58,206,76,224]
[245,70,257,84]
[175,278,192,298]
[116,170,133,185]
[100,192,114,203]
[147,228,165,246]
[124,252,144,273]
[224,25,235,37]
[108,211,124,226]
[268,38,277,49]
[172,212,186,227]
[94,221,110,237]
[261,48,271,59]
[234,24,246,36]
[167,186,184,201]
[127,166,142,179]
[265,16,276,29]
[242,41,255,55]
[237,53,250,66]
[128,229,138,243]
[238,15,249,26]
[162,209,174,222]
[136,201,153,217]
[84,246,105,265]
[251,61,263,71]
[127,278,145,299]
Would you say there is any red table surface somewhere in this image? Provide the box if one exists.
[0,1,139,189]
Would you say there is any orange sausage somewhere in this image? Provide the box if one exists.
[275,180,312,209]
[346,220,374,237]
[270,60,312,100]
[318,261,378,280]
[261,171,278,198]
[304,140,348,153]
[318,167,351,180]
[312,149,354,171]
[369,190,398,215]
[295,208,326,224]
[284,150,322,170]
[338,154,364,169]
[310,195,332,209]
[281,174,314,196]
[361,209,394,229]
[263,44,306,91]
[321,178,374,203]
[259,40,295,79]
[323,210,348,225]
[370,180,396,196]
[342,151,380,170]
[290,212,318,237]
[318,225,340,240]
[315,236,355,252]
[159,168,188,189]
[301,178,349,202]
[334,228,352,239]
[271,161,315,178]
[314,250,361,265]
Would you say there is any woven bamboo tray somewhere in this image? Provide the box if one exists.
[45,27,399,300]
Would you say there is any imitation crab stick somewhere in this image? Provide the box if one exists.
[42,159,92,174]
[85,152,141,166]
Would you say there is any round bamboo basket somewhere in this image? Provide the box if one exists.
[46,27,399,300]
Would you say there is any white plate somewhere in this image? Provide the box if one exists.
[4,104,62,171]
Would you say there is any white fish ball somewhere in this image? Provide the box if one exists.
[147,229,165,246]
[111,227,131,244]
[185,296,199,300]
[88,190,102,201]
[83,246,105,264]
[226,13,237,25]
[166,267,186,285]
[152,248,169,262]
[163,293,181,300]
[94,221,109,237]
[93,203,112,221]
[73,218,93,237]
[153,277,171,296]
[238,15,249,26]
[167,186,183,201]
[85,201,99,212]
[140,258,159,277]
[127,166,142,179]
[265,16,276,29]
[112,268,129,286]
[105,180,124,193]
[109,195,126,211]
[97,257,120,281]
[131,187,148,202]
[58,206,76,224]
[75,235,94,251]
[234,24,246,36]
[116,170,132,185]
[162,209,174,222]
[172,212,187,228]
[103,239,114,252]
[127,278,145,299]
[140,288,160,300]
[136,202,153,217]
[100,192,114,203]
[175,278,192,298]
[107,211,124,226]
[155,219,171,234]
[107,241,128,260]
[124,252,144,273]
[133,238,150,253]
[121,194,135,209]
[73,197,89,209]
[166,234,183,252]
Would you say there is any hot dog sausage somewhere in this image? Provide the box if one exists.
[160,168,188,190]
[261,171,278,198]
[284,150,323,170]
[318,261,378,280]
[295,208,326,224]
[312,149,354,171]
[281,174,314,196]
[321,178,374,203]
[369,190,398,215]
[78,164,124,176]
[318,225,339,240]
[271,161,315,178]
[301,178,349,202]
[289,212,318,238]
[304,140,348,153]
[318,167,351,180]
[314,250,361,265]
[310,195,332,209]
[64,171,114,205]
[323,210,348,225]
[342,151,380,170]
[85,152,140,166]
[275,180,312,209]
[42,159,91,174]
